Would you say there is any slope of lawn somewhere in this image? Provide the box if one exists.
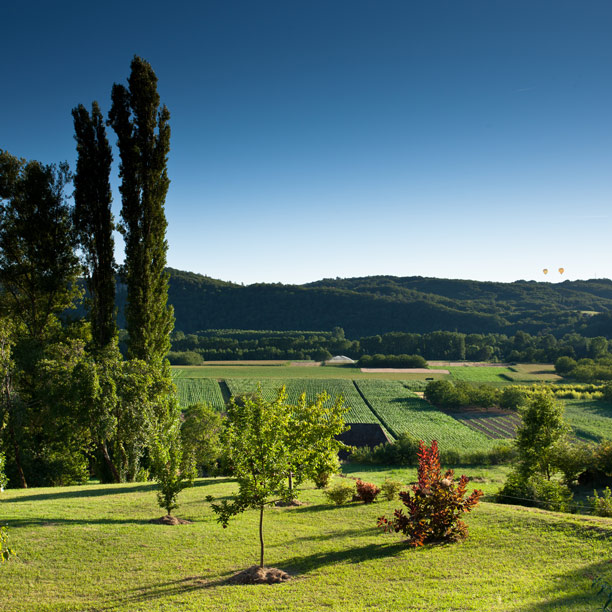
[1,473,610,611]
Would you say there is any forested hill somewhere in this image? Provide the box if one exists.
[154,269,612,337]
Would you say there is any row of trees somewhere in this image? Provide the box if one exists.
[0,56,179,490]
[167,328,612,364]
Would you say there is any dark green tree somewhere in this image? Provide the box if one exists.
[72,102,116,351]
[108,56,174,363]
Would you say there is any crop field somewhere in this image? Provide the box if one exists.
[355,380,498,452]
[175,378,226,411]
[444,408,521,439]
[225,378,381,425]
[444,366,517,382]
[562,399,612,442]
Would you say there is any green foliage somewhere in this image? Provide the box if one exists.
[496,471,573,512]
[0,452,7,491]
[151,406,194,516]
[591,576,612,612]
[324,480,355,505]
[500,386,527,411]
[358,354,427,368]
[0,526,15,563]
[180,403,223,475]
[550,439,593,485]
[72,101,116,351]
[555,356,577,376]
[378,440,483,546]
[210,385,348,567]
[311,453,340,488]
[109,56,174,363]
[515,392,569,479]
[589,487,612,518]
[355,479,381,503]
[380,478,403,501]
[350,433,421,465]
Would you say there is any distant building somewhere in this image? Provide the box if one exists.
[327,355,355,364]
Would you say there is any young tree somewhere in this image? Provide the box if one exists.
[72,101,116,352]
[515,391,569,480]
[108,56,173,364]
[209,386,347,569]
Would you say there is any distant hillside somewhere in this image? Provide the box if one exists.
[146,269,612,338]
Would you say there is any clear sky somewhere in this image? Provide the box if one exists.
[2,1,611,285]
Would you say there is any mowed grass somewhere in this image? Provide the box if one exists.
[1,473,611,612]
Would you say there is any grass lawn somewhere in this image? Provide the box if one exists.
[1,468,611,611]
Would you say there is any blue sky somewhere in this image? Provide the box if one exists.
[2,1,611,285]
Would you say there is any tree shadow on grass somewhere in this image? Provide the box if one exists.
[96,541,407,609]
[0,477,233,505]
[5,517,155,528]
[515,559,612,611]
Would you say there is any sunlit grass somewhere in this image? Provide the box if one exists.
[1,467,611,611]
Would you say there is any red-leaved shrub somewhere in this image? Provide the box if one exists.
[355,479,381,503]
[377,440,482,546]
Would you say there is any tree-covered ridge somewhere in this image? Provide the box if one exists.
[164,268,612,338]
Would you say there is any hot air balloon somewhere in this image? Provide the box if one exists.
[558,267,564,275]
[543,269,548,275]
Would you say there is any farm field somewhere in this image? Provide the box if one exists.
[225,378,381,425]
[1,473,610,611]
[563,399,612,443]
[355,380,499,452]
[444,407,521,439]
[445,366,517,382]
[175,378,226,411]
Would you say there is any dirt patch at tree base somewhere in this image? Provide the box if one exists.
[229,565,292,584]
[149,515,193,525]
[274,498,304,507]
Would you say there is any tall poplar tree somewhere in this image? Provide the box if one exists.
[108,56,174,363]
[72,102,116,351]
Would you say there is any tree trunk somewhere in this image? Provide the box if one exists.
[259,504,265,568]
[99,442,121,483]
[8,420,27,489]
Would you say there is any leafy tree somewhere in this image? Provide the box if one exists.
[180,403,223,475]
[72,101,116,351]
[209,386,348,568]
[378,440,483,546]
[109,56,173,363]
[514,391,569,480]
[0,150,82,487]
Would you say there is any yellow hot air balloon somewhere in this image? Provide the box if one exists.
[543,268,548,275]
[558,267,564,275]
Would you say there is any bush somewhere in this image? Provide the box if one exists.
[355,479,381,503]
[167,351,204,365]
[0,452,6,492]
[551,440,593,485]
[589,487,612,517]
[496,471,573,512]
[311,454,340,489]
[324,480,355,505]
[378,440,483,546]
[180,403,223,475]
[380,478,403,501]
[555,356,577,376]
[0,526,15,563]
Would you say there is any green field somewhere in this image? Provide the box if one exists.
[563,399,612,442]
[175,378,226,410]
[356,380,499,451]
[1,472,611,611]
[225,378,381,425]
[445,366,516,382]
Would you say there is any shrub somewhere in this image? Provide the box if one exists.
[380,478,403,501]
[0,526,15,563]
[355,479,381,503]
[311,454,340,489]
[590,487,612,517]
[496,471,573,512]
[324,480,355,505]
[0,452,6,492]
[378,440,483,546]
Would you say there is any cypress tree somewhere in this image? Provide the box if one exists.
[108,56,174,363]
[72,102,116,351]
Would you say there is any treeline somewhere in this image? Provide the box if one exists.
[161,268,612,338]
[167,328,612,364]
